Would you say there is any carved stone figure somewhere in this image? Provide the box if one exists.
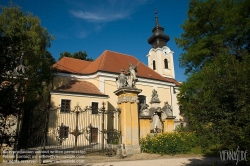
[13,54,26,75]
[152,89,158,99]
[16,64,26,75]
[139,101,150,116]
[150,89,160,103]
[116,69,127,89]
[116,62,140,89]
[162,101,173,117]
[127,62,140,88]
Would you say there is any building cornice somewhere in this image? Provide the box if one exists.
[54,71,176,87]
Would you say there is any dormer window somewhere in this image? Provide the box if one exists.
[153,60,156,70]
[164,59,168,69]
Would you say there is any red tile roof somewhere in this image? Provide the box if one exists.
[53,50,180,86]
[52,57,92,74]
[52,80,108,97]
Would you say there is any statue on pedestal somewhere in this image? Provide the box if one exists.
[116,62,140,89]
[12,54,26,76]
[127,62,140,88]
[116,69,127,89]
[162,101,173,117]
[150,89,160,103]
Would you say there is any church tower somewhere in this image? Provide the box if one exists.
[147,11,175,79]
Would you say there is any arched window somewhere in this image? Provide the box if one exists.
[164,59,168,69]
[138,95,146,104]
[153,60,156,70]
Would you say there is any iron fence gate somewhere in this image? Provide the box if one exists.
[25,102,121,158]
[1,101,122,165]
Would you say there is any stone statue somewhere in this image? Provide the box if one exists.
[150,89,160,103]
[127,62,140,88]
[116,61,140,89]
[116,69,127,89]
[139,101,149,116]
[162,101,173,117]
[152,89,158,99]
[13,54,26,76]
[16,64,26,75]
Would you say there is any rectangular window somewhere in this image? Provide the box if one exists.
[90,127,98,143]
[91,102,99,114]
[59,125,69,139]
[153,60,156,70]
[164,59,169,69]
[138,95,146,111]
[60,99,71,113]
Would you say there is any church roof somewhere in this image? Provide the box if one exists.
[52,57,92,74]
[53,50,180,86]
[52,80,108,97]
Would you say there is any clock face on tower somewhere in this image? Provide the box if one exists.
[163,47,170,55]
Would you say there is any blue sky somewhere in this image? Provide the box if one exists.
[1,0,189,82]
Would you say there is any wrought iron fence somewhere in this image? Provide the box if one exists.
[1,101,121,165]
[26,102,121,157]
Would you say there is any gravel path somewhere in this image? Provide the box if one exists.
[87,157,224,166]
[84,153,225,166]
[1,153,226,166]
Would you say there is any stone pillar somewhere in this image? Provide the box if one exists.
[163,116,176,132]
[114,88,142,155]
[139,117,151,138]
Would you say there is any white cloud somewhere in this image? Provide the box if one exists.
[69,0,149,23]
[70,10,129,22]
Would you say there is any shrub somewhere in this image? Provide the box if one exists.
[140,132,197,155]
[174,125,189,132]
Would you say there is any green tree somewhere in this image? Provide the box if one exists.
[58,51,71,60]
[45,50,56,66]
[175,0,250,154]
[0,3,54,148]
[58,51,93,61]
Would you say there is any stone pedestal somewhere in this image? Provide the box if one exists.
[163,116,176,132]
[150,102,161,109]
[139,117,151,138]
[114,88,142,155]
